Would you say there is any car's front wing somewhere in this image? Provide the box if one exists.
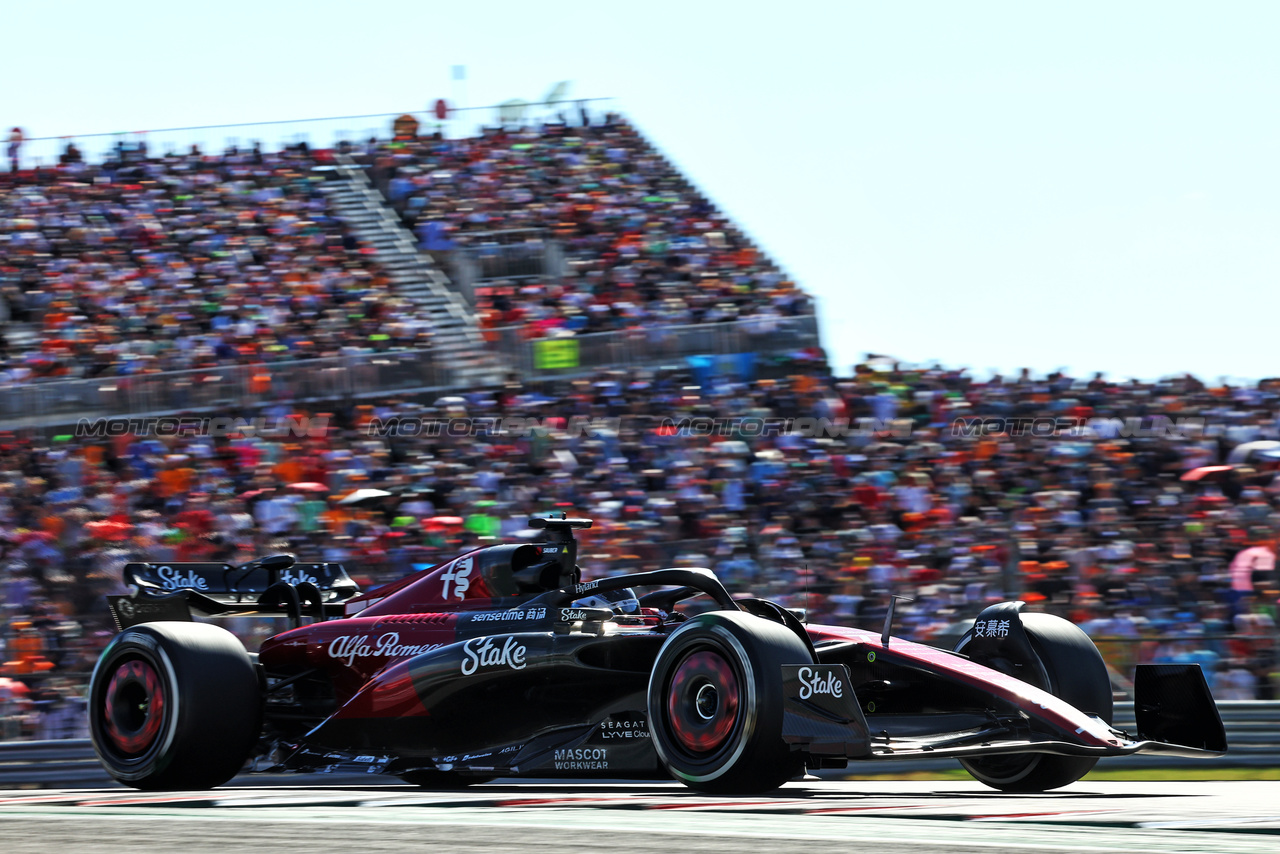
[782,662,1227,764]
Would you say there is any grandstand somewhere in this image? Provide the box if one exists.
[0,110,821,432]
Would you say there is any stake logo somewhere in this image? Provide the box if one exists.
[156,565,210,591]
[280,569,319,586]
[460,636,528,675]
[797,666,844,700]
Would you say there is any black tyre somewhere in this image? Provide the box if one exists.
[955,612,1113,792]
[648,611,812,794]
[89,621,262,790]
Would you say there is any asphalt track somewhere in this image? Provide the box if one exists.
[2,780,1279,854]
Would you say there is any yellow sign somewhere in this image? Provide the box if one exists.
[534,339,580,370]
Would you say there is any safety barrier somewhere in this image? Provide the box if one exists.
[834,700,1280,776]
[0,738,110,788]
[0,702,1275,788]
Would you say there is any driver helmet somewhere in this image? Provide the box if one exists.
[571,587,640,615]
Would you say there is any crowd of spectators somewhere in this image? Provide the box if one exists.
[4,359,1280,738]
[366,113,812,339]
[0,140,437,387]
[2,112,814,394]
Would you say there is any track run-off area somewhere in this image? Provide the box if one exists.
[1,780,1279,854]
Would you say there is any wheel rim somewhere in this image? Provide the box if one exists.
[665,649,741,754]
[101,659,166,756]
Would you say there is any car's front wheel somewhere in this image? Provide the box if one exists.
[648,611,811,794]
[89,621,261,790]
[955,612,1113,792]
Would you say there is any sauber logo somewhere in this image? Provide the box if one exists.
[328,633,442,666]
[440,556,473,600]
[156,565,209,591]
[797,666,844,700]
[460,636,527,675]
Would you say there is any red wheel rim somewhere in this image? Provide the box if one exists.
[665,649,741,754]
[102,659,165,756]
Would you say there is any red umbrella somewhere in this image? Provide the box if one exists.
[287,482,329,493]
[240,488,273,499]
[1181,465,1234,482]
[423,516,464,529]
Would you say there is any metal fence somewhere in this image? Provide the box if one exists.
[1,702,1275,788]
[459,229,556,278]
[445,229,561,307]
[0,314,822,430]
[0,349,463,431]
[10,99,618,169]
[488,314,821,378]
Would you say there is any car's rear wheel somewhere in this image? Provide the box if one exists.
[89,622,261,790]
[648,611,811,794]
[955,612,1113,792]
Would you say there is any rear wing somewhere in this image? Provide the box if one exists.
[108,554,359,631]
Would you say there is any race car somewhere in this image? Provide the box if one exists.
[89,513,1226,794]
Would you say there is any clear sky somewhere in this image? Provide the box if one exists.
[5,2,1278,383]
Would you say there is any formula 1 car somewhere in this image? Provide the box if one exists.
[90,514,1226,794]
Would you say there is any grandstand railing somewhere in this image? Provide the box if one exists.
[12,99,617,168]
[0,348,463,431]
[0,314,821,429]
[446,228,563,306]
[487,313,821,378]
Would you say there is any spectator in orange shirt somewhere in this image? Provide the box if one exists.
[157,457,196,499]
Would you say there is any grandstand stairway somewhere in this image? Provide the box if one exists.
[320,158,499,383]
